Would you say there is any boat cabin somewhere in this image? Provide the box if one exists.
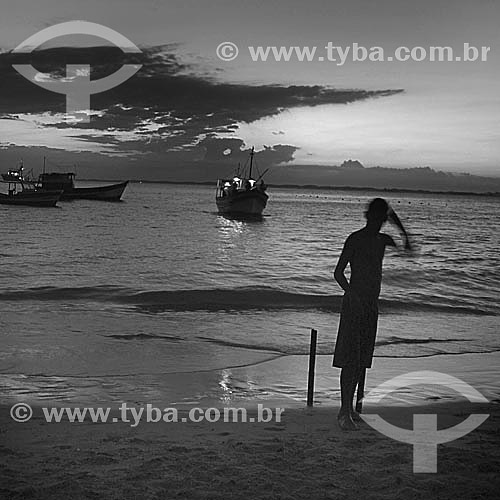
[216,177,268,198]
[38,172,76,191]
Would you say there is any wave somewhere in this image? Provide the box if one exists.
[0,285,496,316]
[110,334,474,351]
[188,335,497,359]
[97,332,496,360]
[375,336,474,347]
[197,336,284,353]
[0,285,127,302]
[106,333,182,342]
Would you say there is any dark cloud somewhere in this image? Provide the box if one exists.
[0,45,406,180]
[0,45,403,137]
[2,143,499,193]
[199,137,298,170]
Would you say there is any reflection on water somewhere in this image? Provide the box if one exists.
[218,213,265,223]
[217,215,245,237]
[216,214,267,266]
[218,369,234,404]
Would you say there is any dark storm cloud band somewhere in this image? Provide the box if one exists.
[0,46,403,137]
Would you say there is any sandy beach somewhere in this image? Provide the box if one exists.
[1,399,499,500]
[1,6,498,496]
[2,352,500,498]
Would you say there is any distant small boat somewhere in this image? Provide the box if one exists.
[1,166,62,207]
[216,147,269,215]
[38,172,128,201]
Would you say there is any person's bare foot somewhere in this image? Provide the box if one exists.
[337,412,358,431]
[351,411,363,423]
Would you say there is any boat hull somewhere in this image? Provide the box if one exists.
[216,190,268,215]
[60,181,129,201]
[0,190,62,207]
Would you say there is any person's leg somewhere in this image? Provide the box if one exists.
[348,368,366,422]
[338,366,360,430]
[355,368,366,413]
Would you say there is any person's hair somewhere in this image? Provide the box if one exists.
[366,198,389,214]
[365,198,389,222]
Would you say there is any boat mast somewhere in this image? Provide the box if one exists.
[249,147,254,179]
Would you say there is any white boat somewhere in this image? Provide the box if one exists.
[216,148,268,215]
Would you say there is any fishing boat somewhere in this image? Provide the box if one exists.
[216,147,269,215]
[1,165,62,207]
[38,172,128,201]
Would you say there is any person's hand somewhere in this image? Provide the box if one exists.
[387,207,403,229]
[389,207,412,250]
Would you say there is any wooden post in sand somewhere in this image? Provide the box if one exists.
[307,328,318,407]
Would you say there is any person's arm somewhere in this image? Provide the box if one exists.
[387,207,412,251]
[334,236,353,293]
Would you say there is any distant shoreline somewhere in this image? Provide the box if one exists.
[81,178,500,197]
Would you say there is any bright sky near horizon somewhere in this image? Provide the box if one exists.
[0,0,498,175]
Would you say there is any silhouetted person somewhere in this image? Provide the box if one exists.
[333,198,411,430]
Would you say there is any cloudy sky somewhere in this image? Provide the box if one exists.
[0,0,498,181]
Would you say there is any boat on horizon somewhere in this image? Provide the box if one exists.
[33,156,128,202]
[1,165,62,207]
[38,172,128,201]
[215,147,269,216]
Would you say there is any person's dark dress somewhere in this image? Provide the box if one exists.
[333,229,393,369]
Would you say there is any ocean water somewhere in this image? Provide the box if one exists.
[1,182,499,406]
